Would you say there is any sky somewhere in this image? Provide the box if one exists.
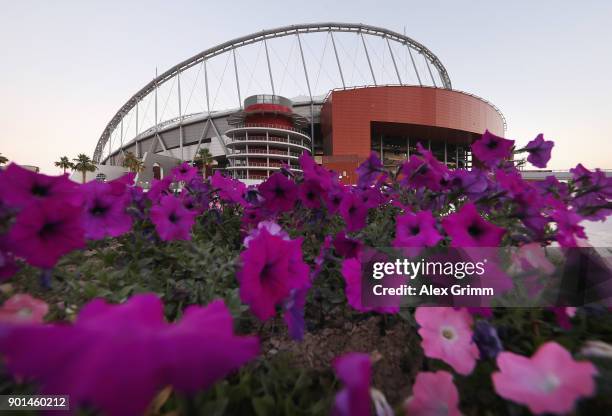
[0,0,611,174]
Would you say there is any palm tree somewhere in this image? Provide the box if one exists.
[72,154,97,183]
[121,151,144,173]
[0,153,8,166]
[55,156,74,174]
[194,148,213,178]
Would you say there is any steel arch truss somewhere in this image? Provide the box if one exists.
[94,22,453,162]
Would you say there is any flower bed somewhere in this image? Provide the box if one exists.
[1,131,611,415]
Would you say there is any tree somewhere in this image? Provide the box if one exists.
[194,148,213,178]
[121,151,144,173]
[72,154,97,183]
[0,153,8,166]
[55,156,74,174]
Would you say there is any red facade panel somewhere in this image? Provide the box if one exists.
[321,86,505,160]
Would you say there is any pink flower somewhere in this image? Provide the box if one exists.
[492,341,597,414]
[333,231,363,259]
[332,353,372,416]
[393,211,442,250]
[524,133,554,169]
[399,143,449,191]
[471,130,515,167]
[442,203,505,247]
[415,307,479,375]
[237,227,309,320]
[339,191,369,232]
[357,187,385,209]
[147,176,173,202]
[9,200,85,268]
[0,294,259,416]
[172,162,198,182]
[180,189,203,214]
[243,220,289,248]
[150,195,197,241]
[325,184,347,215]
[551,208,586,247]
[0,163,80,209]
[298,179,324,209]
[299,153,335,191]
[356,152,384,188]
[404,371,461,416]
[211,171,246,205]
[0,294,49,324]
[81,180,133,240]
[258,172,298,213]
[341,258,399,314]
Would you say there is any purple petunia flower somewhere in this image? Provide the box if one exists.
[172,162,198,182]
[447,169,489,200]
[81,180,133,240]
[442,203,505,247]
[472,320,504,359]
[237,227,309,321]
[514,193,549,238]
[298,179,324,209]
[243,220,289,247]
[569,164,612,221]
[259,172,298,213]
[356,152,384,188]
[471,130,515,167]
[551,208,586,247]
[283,285,309,341]
[339,192,369,232]
[299,153,335,191]
[241,205,268,228]
[283,235,331,341]
[0,294,259,416]
[8,199,85,269]
[495,168,529,198]
[341,257,399,314]
[393,211,442,250]
[333,231,363,259]
[150,195,197,241]
[179,189,200,213]
[325,184,346,215]
[523,133,554,168]
[211,171,246,205]
[356,187,384,209]
[400,156,443,191]
[332,352,372,416]
[147,176,173,203]
[535,175,569,201]
[0,163,80,209]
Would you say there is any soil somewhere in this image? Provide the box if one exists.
[261,315,423,404]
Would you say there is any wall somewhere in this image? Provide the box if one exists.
[320,86,505,160]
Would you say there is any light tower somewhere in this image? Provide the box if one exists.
[225,95,312,185]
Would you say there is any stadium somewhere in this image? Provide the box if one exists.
[94,22,506,185]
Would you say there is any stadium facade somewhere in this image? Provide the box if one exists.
[94,23,505,185]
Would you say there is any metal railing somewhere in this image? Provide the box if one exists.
[227,135,308,147]
[227,136,310,150]
[228,123,309,135]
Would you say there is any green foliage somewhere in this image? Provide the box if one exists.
[5,197,612,415]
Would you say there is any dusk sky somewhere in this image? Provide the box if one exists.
[1,1,611,173]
